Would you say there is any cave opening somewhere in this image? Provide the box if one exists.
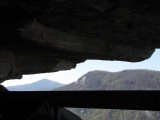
[2,49,160,91]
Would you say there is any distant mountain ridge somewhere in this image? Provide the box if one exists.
[54,69,160,120]
[56,69,160,90]
[7,79,65,91]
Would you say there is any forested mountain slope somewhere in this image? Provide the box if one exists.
[56,70,160,90]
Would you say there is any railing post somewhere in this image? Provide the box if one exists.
[52,107,60,120]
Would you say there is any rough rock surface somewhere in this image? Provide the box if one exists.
[0,0,160,82]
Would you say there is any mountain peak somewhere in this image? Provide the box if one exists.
[7,79,65,91]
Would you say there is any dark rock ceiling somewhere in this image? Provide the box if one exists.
[0,0,160,82]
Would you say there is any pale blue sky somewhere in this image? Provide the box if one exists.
[2,49,160,86]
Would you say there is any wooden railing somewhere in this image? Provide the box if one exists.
[0,91,160,120]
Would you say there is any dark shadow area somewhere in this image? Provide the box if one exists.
[0,91,160,119]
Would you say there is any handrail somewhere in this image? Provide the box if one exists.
[0,91,160,111]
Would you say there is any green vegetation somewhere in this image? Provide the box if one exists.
[56,69,160,120]
[68,109,160,120]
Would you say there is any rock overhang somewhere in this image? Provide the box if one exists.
[0,0,159,82]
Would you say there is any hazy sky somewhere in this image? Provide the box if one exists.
[2,49,160,87]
